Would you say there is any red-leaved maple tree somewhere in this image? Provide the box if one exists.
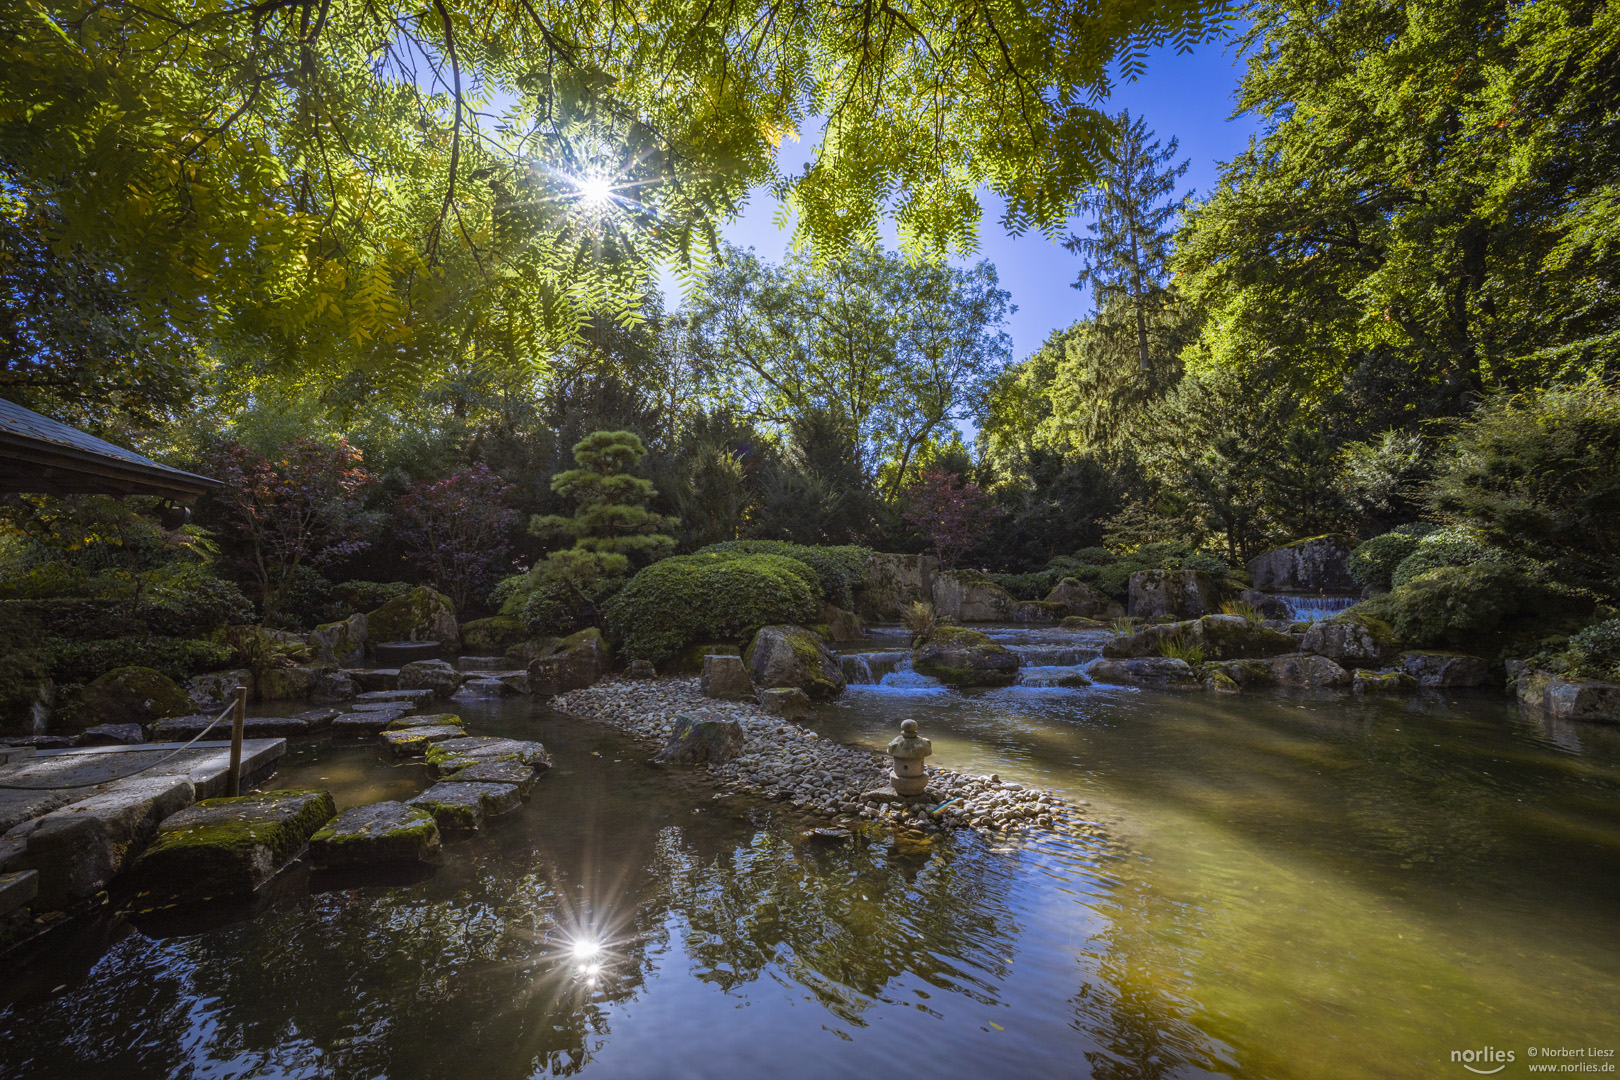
[901,467,999,568]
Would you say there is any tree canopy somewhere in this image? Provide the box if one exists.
[0,0,1228,414]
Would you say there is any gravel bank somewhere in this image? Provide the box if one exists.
[554,676,1091,837]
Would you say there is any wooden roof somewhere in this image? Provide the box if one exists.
[0,398,219,501]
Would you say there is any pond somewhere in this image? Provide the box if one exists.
[3,628,1619,1079]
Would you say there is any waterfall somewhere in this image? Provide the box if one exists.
[839,652,909,685]
[1007,645,1100,667]
[1281,595,1359,623]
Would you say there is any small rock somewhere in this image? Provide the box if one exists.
[758,686,813,720]
[398,660,465,700]
[627,659,657,679]
[655,712,746,764]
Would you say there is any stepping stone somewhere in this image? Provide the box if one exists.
[379,725,465,757]
[151,709,336,741]
[385,713,464,731]
[355,689,435,707]
[308,801,441,869]
[452,678,510,700]
[127,789,335,904]
[425,736,551,776]
[374,641,440,665]
[443,760,541,798]
[346,669,399,693]
[329,707,409,737]
[456,656,507,671]
[407,782,521,834]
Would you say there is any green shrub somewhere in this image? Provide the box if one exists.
[1390,524,1498,588]
[1568,619,1620,681]
[1428,380,1620,598]
[1356,563,1589,649]
[521,578,587,638]
[46,636,234,681]
[1348,524,1436,590]
[698,540,872,608]
[606,551,821,662]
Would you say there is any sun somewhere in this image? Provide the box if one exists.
[574,175,614,206]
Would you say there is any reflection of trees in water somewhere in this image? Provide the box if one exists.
[652,828,1025,1028]
[1063,859,1243,1080]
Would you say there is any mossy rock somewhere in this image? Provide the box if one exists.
[407,781,521,835]
[129,789,336,902]
[912,625,1018,687]
[366,586,460,652]
[744,625,845,699]
[461,615,526,654]
[60,665,194,732]
[309,801,442,869]
[1103,615,1296,662]
[1060,616,1111,630]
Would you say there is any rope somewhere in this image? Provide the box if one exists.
[0,700,241,791]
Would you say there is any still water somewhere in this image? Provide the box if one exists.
[3,631,1619,1079]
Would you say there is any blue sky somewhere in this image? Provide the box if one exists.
[657,37,1263,364]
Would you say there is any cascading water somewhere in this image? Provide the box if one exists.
[838,652,910,685]
[1280,595,1359,623]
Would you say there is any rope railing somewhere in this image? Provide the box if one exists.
[0,686,248,793]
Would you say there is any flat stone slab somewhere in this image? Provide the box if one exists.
[347,700,422,715]
[379,725,465,756]
[424,736,552,776]
[0,869,38,916]
[7,776,196,910]
[76,724,145,746]
[0,739,286,834]
[127,789,335,903]
[375,641,440,665]
[151,709,336,740]
[456,656,507,671]
[355,689,436,707]
[452,678,511,699]
[329,708,410,737]
[309,801,441,869]
[443,760,541,798]
[407,782,521,834]
[386,713,464,731]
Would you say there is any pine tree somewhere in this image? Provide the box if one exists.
[1064,112,1192,372]
[532,431,676,577]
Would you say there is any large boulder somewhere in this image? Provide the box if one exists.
[365,586,460,654]
[820,603,865,643]
[1247,534,1358,593]
[529,627,608,697]
[1103,615,1296,661]
[759,686,813,720]
[398,660,464,700]
[1400,652,1492,688]
[1517,672,1620,724]
[460,615,527,655]
[654,712,746,764]
[1301,614,1394,667]
[126,789,335,904]
[309,669,358,704]
[930,571,1019,622]
[700,654,756,701]
[1087,657,1201,688]
[1045,578,1125,620]
[63,666,194,732]
[307,613,367,666]
[256,665,319,702]
[1128,570,1220,620]
[187,669,254,708]
[1205,659,1277,689]
[745,625,846,699]
[911,625,1018,688]
[859,553,939,621]
[1267,654,1352,688]
[309,801,441,869]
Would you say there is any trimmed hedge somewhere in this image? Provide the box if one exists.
[1356,562,1591,649]
[1347,524,1436,590]
[697,541,872,608]
[607,551,821,662]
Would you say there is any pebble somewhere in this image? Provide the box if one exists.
[554,677,1080,838]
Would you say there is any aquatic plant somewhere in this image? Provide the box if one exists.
[1158,634,1205,667]
[900,601,939,643]
[1108,616,1137,637]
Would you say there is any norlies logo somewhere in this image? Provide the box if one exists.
[1453,1047,1517,1074]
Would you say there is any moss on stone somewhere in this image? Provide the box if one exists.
[460,615,525,653]
[366,586,458,648]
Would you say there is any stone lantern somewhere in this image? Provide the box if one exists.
[887,719,933,796]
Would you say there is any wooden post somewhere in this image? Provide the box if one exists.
[227,684,246,797]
